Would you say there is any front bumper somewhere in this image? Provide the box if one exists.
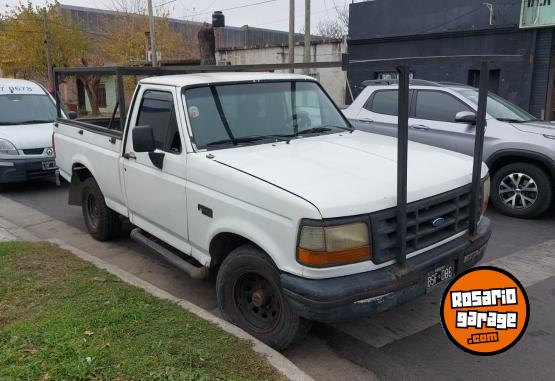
[0,157,57,184]
[281,217,492,323]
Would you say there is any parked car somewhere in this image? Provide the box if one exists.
[344,79,555,219]
[54,72,491,350]
[0,78,69,188]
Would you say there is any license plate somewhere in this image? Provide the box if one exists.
[426,263,455,291]
[42,161,57,170]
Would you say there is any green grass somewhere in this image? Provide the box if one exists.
[0,242,284,381]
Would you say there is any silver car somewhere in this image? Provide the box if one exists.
[344,80,555,219]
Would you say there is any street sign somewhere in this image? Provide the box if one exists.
[520,0,555,28]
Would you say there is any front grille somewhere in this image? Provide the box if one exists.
[22,148,45,155]
[370,185,477,264]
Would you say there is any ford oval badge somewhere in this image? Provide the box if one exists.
[432,217,446,227]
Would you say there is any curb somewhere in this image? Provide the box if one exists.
[38,237,313,381]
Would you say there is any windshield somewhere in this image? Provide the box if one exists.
[0,94,57,125]
[183,81,350,149]
[459,90,537,123]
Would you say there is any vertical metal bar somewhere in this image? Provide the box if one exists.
[54,71,61,118]
[116,69,127,131]
[396,65,410,268]
[469,61,489,236]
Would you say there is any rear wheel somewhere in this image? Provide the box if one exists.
[81,177,122,241]
[216,244,311,350]
[491,163,552,219]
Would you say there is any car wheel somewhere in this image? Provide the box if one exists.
[491,163,553,219]
[216,244,311,350]
[81,177,122,241]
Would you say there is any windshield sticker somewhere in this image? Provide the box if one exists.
[0,83,45,95]
[188,106,200,119]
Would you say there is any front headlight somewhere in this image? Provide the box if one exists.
[297,221,371,267]
[481,176,491,215]
[0,139,18,156]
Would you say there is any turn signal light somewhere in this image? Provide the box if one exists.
[297,246,371,267]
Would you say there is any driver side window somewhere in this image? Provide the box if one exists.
[136,90,182,154]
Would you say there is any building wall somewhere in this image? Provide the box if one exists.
[216,41,347,105]
[347,0,554,117]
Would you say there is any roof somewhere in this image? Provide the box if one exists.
[362,79,474,89]
[139,72,316,87]
[0,78,46,95]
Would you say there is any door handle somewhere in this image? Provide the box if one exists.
[410,125,430,131]
[359,118,374,123]
[123,152,136,160]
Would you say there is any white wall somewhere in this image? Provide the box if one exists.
[217,41,347,105]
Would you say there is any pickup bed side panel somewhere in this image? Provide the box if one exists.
[54,122,127,216]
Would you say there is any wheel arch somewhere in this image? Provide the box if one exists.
[68,162,94,206]
[486,149,555,186]
[209,231,278,271]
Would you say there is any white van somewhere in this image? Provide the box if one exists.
[0,78,64,187]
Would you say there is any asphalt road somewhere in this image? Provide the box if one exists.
[2,178,554,381]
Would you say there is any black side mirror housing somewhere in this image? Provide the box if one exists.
[133,125,156,153]
[455,111,477,125]
[68,111,78,120]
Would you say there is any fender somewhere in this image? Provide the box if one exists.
[486,149,555,185]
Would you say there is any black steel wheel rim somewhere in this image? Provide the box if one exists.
[86,193,100,230]
[233,272,282,333]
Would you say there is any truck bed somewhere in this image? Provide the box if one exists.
[54,118,128,216]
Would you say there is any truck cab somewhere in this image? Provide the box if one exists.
[54,72,492,350]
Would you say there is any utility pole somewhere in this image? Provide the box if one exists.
[147,0,158,67]
[42,8,53,93]
[288,0,295,73]
[304,0,311,74]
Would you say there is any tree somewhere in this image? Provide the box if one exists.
[0,1,88,79]
[316,4,349,39]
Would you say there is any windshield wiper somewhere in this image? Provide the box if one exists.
[18,120,55,125]
[206,134,295,148]
[297,125,353,136]
[496,117,537,123]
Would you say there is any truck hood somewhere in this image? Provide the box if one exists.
[212,131,487,218]
[512,120,555,136]
[0,123,54,149]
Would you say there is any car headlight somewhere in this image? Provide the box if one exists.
[481,176,491,215]
[297,221,371,267]
[0,139,18,156]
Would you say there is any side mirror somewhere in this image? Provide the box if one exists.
[455,111,477,125]
[68,111,78,120]
[132,125,155,153]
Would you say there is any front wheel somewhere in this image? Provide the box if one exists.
[490,163,553,219]
[81,177,122,241]
[216,244,311,350]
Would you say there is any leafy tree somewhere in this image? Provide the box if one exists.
[0,1,88,81]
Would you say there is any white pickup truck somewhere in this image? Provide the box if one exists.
[54,72,492,350]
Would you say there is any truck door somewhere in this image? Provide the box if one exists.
[409,90,478,155]
[122,86,191,253]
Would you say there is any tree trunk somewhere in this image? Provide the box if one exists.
[198,27,216,65]
[80,75,101,116]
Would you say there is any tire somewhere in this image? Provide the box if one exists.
[81,177,122,241]
[216,244,311,350]
[490,163,553,219]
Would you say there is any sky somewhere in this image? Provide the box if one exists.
[1,0,352,32]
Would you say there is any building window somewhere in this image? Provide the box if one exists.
[468,69,500,94]
[375,71,414,80]
[95,83,107,108]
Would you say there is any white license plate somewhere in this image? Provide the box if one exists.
[426,263,455,291]
[42,161,57,170]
